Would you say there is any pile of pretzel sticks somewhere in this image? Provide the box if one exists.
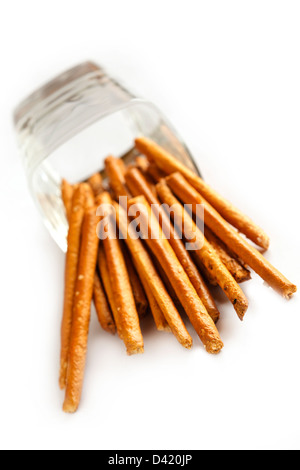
[59,136,297,413]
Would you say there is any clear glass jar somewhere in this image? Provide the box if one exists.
[13,61,200,252]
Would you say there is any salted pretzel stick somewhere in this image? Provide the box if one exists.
[116,157,126,175]
[60,182,95,383]
[100,204,168,330]
[125,168,180,307]
[153,256,181,307]
[125,168,220,323]
[93,270,116,334]
[127,196,223,353]
[83,181,101,329]
[83,182,95,208]
[156,180,249,320]
[97,192,144,355]
[127,244,169,331]
[96,190,124,339]
[83,182,115,333]
[59,184,87,390]
[105,155,131,200]
[135,156,150,173]
[88,172,103,197]
[141,280,170,332]
[113,201,192,347]
[122,244,148,318]
[197,261,218,287]
[204,226,251,283]
[146,163,166,184]
[135,137,270,250]
[167,173,297,299]
[63,207,99,413]
[98,245,123,339]
[85,181,116,331]
[125,167,154,198]
[134,157,158,195]
[61,179,74,222]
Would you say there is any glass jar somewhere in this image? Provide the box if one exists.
[13,61,200,252]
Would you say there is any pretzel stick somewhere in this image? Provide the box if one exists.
[98,244,123,339]
[88,173,103,197]
[146,163,166,184]
[135,137,270,250]
[125,167,179,306]
[125,167,154,197]
[115,157,126,175]
[167,172,297,299]
[135,156,150,173]
[83,181,113,333]
[138,265,170,331]
[96,185,124,338]
[105,155,132,200]
[152,256,181,307]
[196,260,218,287]
[97,192,144,355]
[204,227,251,283]
[125,168,220,323]
[85,181,117,331]
[156,180,249,320]
[127,196,223,353]
[60,182,94,387]
[113,201,192,347]
[83,182,95,208]
[140,280,170,332]
[61,179,74,222]
[134,157,158,195]
[63,207,99,413]
[59,184,87,390]
[127,243,170,331]
[61,181,91,223]
[122,244,148,318]
[93,270,116,334]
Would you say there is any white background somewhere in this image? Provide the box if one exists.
[1,0,299,451]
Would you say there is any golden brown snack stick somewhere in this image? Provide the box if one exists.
[105,155,131,200]
[60,182,94,389]
[59,184,86,390]
[125,168,180,307]
[204,226,251,283]
[63,207,99,413]
[115,157,126,175]
[122,244,148,318]
[134,156,158,195]
[84,180,114,333]
[97,192,144,355]
[152,255,181,308]
[146,162,166,183]
[156,181,249,320]
[125,168,220,323]
[61,179,74,222]
[167,172,297,299]
[135,137,270,250]
[88,173,103,197]
[140,278,170,332]
[86,179,116,333]
[93,271,116,334]
[82,182,95,208]
[125,167,156,200]
[127,196,223,353]
[135,155,150,173]
[113,201,192,347]
[98,245,123,339]
[197,260,218,287]
[128,248,169,332]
